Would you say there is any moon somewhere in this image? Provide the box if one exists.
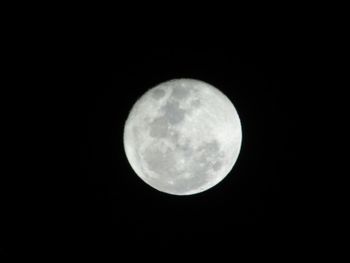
[123,79,242,195]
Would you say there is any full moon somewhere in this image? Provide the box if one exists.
[123,79,242,195]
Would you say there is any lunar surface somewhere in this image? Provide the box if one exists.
[123,79,242,195]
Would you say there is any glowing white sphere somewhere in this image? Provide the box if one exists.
[123,79,242,195]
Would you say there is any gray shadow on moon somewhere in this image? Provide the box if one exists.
[151,88,166,100]
[149,117,169,138]
[162,101,186,125]
[171,85,190,100]
[141,139,225,195]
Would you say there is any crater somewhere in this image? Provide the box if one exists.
[142,139,223,195]
[149,117,168,138]
[177,140,194,158]
[197,140,220,154]
[191,99,201,108]
[163,101,186,125]
[151,88,165,99]
[171,85,190,100]
[142,146,176,180]
[212,161,222,171]
[169,166,209,194]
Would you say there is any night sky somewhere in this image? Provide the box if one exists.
[77,45,300,250]
[0,8,327,258]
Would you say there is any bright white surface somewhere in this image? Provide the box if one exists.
[123,79,242,195]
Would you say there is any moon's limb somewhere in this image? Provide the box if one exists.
[123,79,242,195]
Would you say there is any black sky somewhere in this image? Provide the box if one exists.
[77,45,301,250]
[0,7,332,258]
